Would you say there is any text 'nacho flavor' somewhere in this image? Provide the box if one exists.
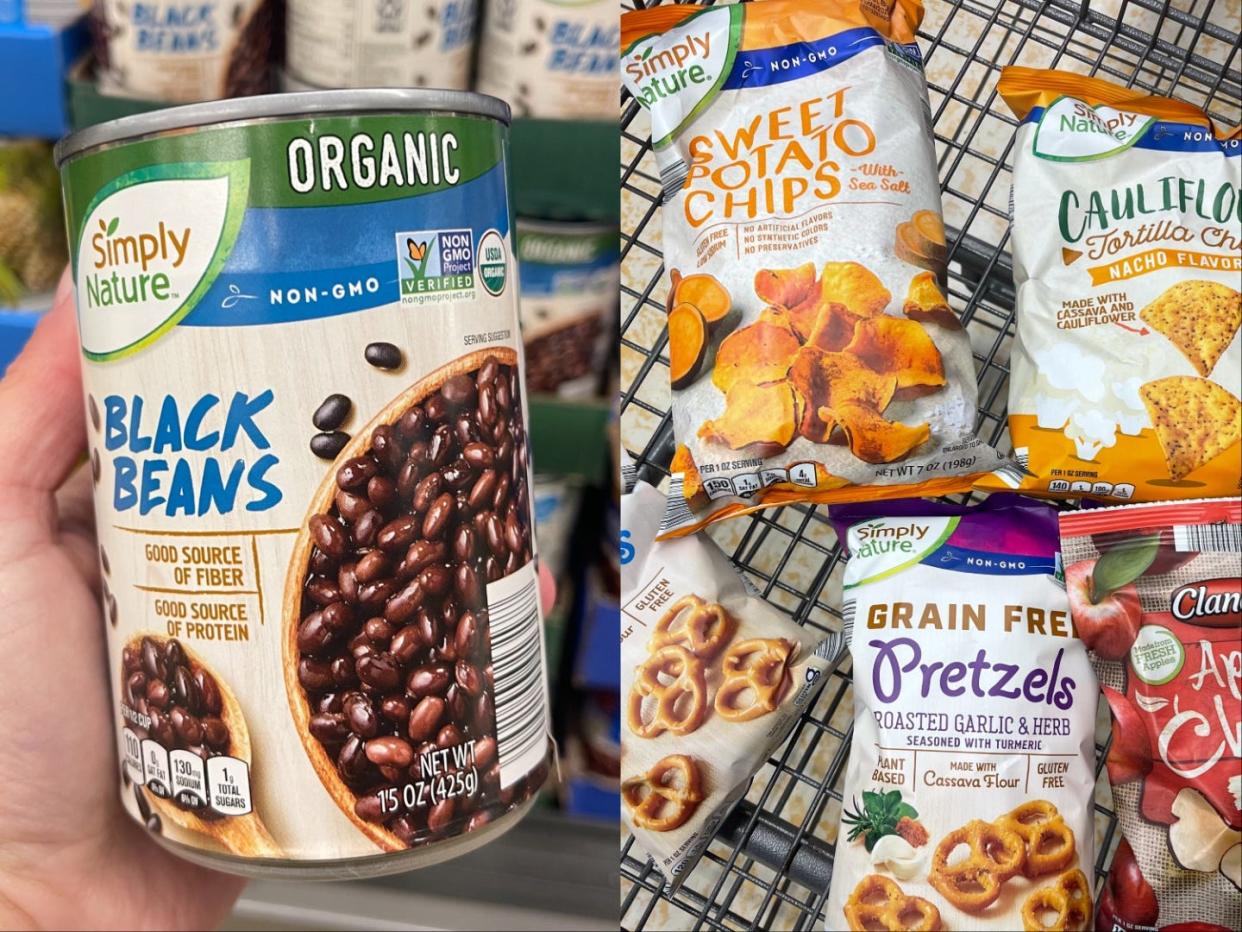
[56,90,551,878]
[825,496,1097,932]
[1060,498,1241,932]
[620,0,1007,537]
[990,67,1242,503]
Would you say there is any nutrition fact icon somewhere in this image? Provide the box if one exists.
[123,727,254,816]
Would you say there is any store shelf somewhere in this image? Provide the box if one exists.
[529,395,613,484]
[618,0,1241,929]
[224,809,616,931]
[0,8,88,137]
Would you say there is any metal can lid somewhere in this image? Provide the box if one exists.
[55,89,511,166]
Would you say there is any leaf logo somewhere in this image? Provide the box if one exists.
[99,217,119,235]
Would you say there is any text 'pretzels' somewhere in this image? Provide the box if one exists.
[843,874,942,932]
[627,644,707,738]
[928,818,1025,912]
[1021,868,1092,931]
[996,799,1076,878]
[714,637,795,722]
[621,754,704,832]
[650,595,735,658]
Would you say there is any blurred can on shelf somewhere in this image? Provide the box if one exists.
[286,0,477,90]
[516,218,618,398]
[90,0,275,103]
[476,0,617,119]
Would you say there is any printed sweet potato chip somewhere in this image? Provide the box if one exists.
[756,262,822,341]
[788,347,897,443]
[903,271,960,330]
[671,444,706,505]
[700,379,800,453]
[835,402,930,464]
[1139,280,1241,378]
[1139,376,1242,480]
[819,261,890,318]
[806,302,867,353]
[845,316,945,396]
[712,321,801,393]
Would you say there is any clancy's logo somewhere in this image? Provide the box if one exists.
[85,216,192,308]
[625,31,714,101]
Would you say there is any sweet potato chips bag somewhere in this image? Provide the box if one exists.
[620,0,1006,536]
[990,67,1242,502]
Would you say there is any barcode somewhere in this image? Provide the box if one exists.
[814,631,847,665]
[1174,523,1241,553]
[487,566,549,788]
[620,458,638,494]
[660,160,689,203]
[659,474,696,533]
[1014,447,1030,471]
[842,600,856,641]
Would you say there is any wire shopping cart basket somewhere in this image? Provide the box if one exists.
[618,0,1242,928]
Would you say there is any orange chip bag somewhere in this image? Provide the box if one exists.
[985,68,1242,502]
[621,0,1006,536]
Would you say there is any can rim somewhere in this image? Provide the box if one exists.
[54,89,512,166]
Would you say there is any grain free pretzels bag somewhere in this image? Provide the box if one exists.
[620,476,842,886]
[986,67,1242,503]
[1060,498,1241,932]
[825,495,1097,932]
[620,0,1006,537]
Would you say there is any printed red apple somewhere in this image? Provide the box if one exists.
[1066,559,1143,659]
[1096,838,1159,931]
[1102,687,1153,785]
[1091,526,1195,576]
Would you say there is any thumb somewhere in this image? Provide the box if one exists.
[0,269,87,496]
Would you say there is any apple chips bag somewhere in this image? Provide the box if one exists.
[620,0,1007,537]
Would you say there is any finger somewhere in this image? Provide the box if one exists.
[538,562,556,615]
[56,463,102,592]
[0,270,86,495]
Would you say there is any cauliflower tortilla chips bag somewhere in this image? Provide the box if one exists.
[1059,499,1241,932]
[620,0,1006,537]
[826,495,1097,932]
[989,67,1242,502]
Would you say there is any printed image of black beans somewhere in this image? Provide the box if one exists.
[313,393,353,431]
[520,41,538,55]
[91,449,101,484]
[365,342,403,370]
[120,636,231,818]
[311,431,350,460]
[145,813,162,834]
[89,395,100,431]
[107,590,118,627]
[100,545,111,576]
[415,30,432,47]
[297,356,541,848]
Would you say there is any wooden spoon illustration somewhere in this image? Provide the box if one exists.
[121,632,281,858]
[282,347,518,852]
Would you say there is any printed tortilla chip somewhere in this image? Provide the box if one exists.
[835,402,931,464]
[1139,377,1242,480]
[788,346,897,443]
[903,271,960,329]
[1139,281,1241,378]
[712,321,801,393]
[700,379,800,453]
[1061,247,1082,266]
[845,316,946,396]
[819,261,891,318]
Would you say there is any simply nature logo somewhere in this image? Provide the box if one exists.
[625,31,716,103]
[84,215,192,308]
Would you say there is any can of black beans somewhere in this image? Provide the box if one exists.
[285,0,477,91]
[54,90,552,878]
[515,218,618,397]
[475,0,618,119]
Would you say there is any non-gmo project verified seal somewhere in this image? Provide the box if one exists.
[396,229,474,304]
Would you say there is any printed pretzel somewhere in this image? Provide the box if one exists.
[621,754,704,832]
[996,799,1077,877]
[714,637,795,722]
[928,818,1026,912]
[843,874,942,932]
[1021,868,1092,931]
[627,644,707,738]
[649,595,735,659]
